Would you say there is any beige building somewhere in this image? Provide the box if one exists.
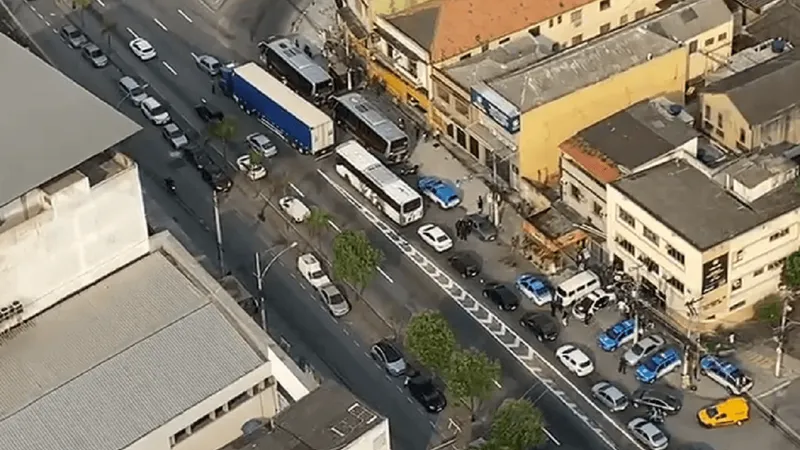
[606,144,800,329]
[700,49,800,152]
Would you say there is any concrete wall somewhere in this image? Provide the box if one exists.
[685,20,734,82]
[0,162,149,332]
[519,46,688,184]
[343,417,392,450]
[560,155,608,232]
[702,92,800,151]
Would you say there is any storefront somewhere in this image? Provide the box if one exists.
[368,59,430,115]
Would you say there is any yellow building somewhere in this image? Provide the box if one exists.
[606,148,800,329]
[700,49,800,152]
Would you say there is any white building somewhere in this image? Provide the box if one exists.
[606,143,800,329]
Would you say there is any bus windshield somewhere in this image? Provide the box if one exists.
[316,79,334,97]
[403,197,422,214]
[391,137,409,151]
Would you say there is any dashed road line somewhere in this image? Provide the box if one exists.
[95,0,106,7]
[43,19,50,26]
[177,9,193,23]
[289,182,304,197]
[543,427,561,446]
[492,379,502,389]
[317,168,643,450]
[153,17,168,31]
[162,61,178,75]
[126,27,138,39]
[377,267,394,283]
[327,220,341,232]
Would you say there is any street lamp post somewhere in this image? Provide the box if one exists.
[254,242,298,330]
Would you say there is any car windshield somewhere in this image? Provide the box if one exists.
[579,360,591,368]
[329,293,345,305]
[435,234,448,242]
[651,432,665,442]
[644,359,659,372]
[89,48,102,57]
[150,105,167,116]
[209,60,220,70]
[445,195,459,204]
[67,29,81,38]
[382,345,401,362]
[631,342,645,356]
[309,270,325,279]
[704,407,719,418]
[130,86,143,97]
[168,129,182,138]
[533,283,549,296]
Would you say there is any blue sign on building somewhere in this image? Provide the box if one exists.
[471,83,521,134]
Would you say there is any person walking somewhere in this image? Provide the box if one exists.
[561,310,570,326]
[477,195,484,215]
[584,311,593,326]
[618,356,627,374]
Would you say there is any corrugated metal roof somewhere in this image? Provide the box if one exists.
[0,252,265,450]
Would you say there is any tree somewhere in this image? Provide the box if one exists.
[101,16,115,51]
[445,349,500,419]
[306,207,332,240]
[208,117,237,159]
[405,311,456,374]
[332,230,383,292]
[756,294,783,327]
[73,0,93,27]
[487,399,546,450]
[783,251,800,290]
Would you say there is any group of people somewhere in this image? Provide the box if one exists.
[454,219,472,240]
[550,300,593,327]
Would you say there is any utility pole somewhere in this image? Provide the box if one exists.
[212,190,225,275]
[681,298,699,389]
[254,242,298,330]
[776,298,793,377]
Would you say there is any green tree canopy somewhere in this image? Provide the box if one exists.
[405,311,456,374]
[306,207,332,238]
[783,251,800,289]
[756,294,783,326]
[488,399,546,450]
[445,348,500,417]
[332,230,383,292]
[209,117,237,146]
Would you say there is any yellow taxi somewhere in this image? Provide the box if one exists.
[698,397,750,428]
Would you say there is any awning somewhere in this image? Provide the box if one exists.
[467,122,517,160]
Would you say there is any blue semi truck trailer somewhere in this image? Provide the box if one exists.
[220,62,334,155]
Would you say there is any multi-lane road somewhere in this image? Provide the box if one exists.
[7,0,634,449]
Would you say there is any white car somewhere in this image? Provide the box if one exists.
[129,38,156,61]
[140,97,170,125]
[319,284,350,317]
[627,418,668,450]
[236,154,267,181]
[297,253,330,288]
[555,344,594,377]
[246,133,278,158]
[417,224,453,253]
[279,196,311,223]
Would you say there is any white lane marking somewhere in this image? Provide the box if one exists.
[289,182,305,197]
[190,51,198,60]
[177,8,193,22]
[162,61,178,75]
[126,27,138,39]
[327,220,341,232]
[543,428,561,446]
[318,169,643,450]
[35,12,43,20]
[29,5,36,12]
[754,379,792,399]
[44,19,50,26]
[377,267,394,283]
[51,28,58,34]
[95,0,106,7]
[153,18,168,31]
[492,379,502,389]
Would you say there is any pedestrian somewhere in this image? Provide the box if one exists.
[477,195,484,214]
[455,179,462,188]
[550,301,557,317]
[562,310,570,326]
[455,220,463,240]
[618,356,627,374]
[211,80,216,95]
[584,312,593,326]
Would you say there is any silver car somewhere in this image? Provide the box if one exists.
[81,43,108,68]
[319,284,350,317]
[591,381,628,412]
[624,335,666,366]
[60,25,87,48]
[246,133,278,158]
[162,123,188,149]
[627,417,668,450]
[370,340,407,376]
[195,54,221,76]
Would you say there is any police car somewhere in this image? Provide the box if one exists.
[515,273,553,306]
[699,355,754,395]
[636,347,682,384]
[597,318,641,352]
[418,176,461,209]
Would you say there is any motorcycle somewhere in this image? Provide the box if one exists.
[164,178,176,194]
[646,407,665,424]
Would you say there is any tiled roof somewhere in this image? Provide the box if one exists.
[561,137,622,184]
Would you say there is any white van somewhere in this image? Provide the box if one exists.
[555,270,600,307]
[297,253,331,288]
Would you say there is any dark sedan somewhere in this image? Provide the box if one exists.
[483,283,520,311]
[201,163,232,193]
[195,102,224,122]
[465,214,498,241]
[520,312,559,342]
[448,252,480,278]
[631,388,682,415]
[405,372,447,413]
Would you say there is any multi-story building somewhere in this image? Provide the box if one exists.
[336,0,432,51]
[606,144,800,329]
[700,48,800,152]
[559,98,700,234]
[219,381,391,450]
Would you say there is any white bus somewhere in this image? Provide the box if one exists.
[334,140,423,225]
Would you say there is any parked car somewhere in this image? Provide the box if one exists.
[591,381,629,412]
[417,224,453,253]
[184,147,213,171]
[370,340,407,376]
[417,176,460,209]
[129,37,156,60]
[483,282,520,311]
[572,289,615,320]
[697,396,750,428]
[636,347,682,384]
[627,418,668,450]
[195,102,224,122]
[297,253,330,288]
[200,163,232,193]
[515,273,553,306]
[623,335,666,367]
[404,371,446,413]
[81,43,108,68]
[699,355,754,395]
[519,312,559,342]
[448,252,480,278]
[464,214,497,241]
[279,196,311,223]
[60,24,87,48]
[555,344,594,377]
[246,132,278,158]
[140,97,170,125]
[236,154,267,181]
[194,54,221,76]
[597,318,641,352]
[318,283,350,317]
[162,123,188,149]
[631,388,682,415]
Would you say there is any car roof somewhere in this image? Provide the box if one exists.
[635,388,675,401]
[608,319,634,335]
[599,383,625,398]
[134,38,151,47]
[165,123,179,131]
[640,335,663,346]
[701,355,743,376]
[651,347,679,364]
[143,97,160,106]
[84,43,99,50]
[63,24,78,31]
[423,224,445,235]
[321,284,340,295]
[376,340,401,356]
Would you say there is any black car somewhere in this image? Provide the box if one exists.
[483,282,520,311]
[183,147,213,170]
[631,388,682,415]
[448,252,480,278]
[195,102,224,122]
[520,312,559,342]
[465,213,498,241]
[201,164,233,193]
[394,161,419,176]
[405,372,447,413]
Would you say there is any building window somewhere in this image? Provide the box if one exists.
[456,128,466,148]
[459,53,472,61]
[617,236,635,256]
[620,14,628,25]
[768,259,784,271]
[715,128,725,138]
[688,40,698,53]
[570,10,582,24]
[570,184,582,202]
[572,34,583,45]
[455,98,469,117]
[600,23,611,34]
[666,276,684,293]
[499,37,511,44]
[529,26,541,37]
[641,255,659,274]
[769,228,790,242]
[190,414,213,433]
[704,37,715,46]
[557,15,563,24]
[469,136,480,158]
[385,44,395,60]
[435,83,450,104]
[642,226,659,245]
[600,0,611,10]
[732,278,742,291]
[718,32,728,41]
[704,104,711,119]
[717,112,723,128]
[635,8,646,19]
[618,207,635,227]
[739,128,746,143]
[729,300,746,311]
[754,267,764,277]
[593,201,603,217]
[549,18,554,27]
[407,61,418,77]
[173,429,190,446]
[481,43,489,52]
[666,244,685,265]
[229,391,250,410]
[734,250,743,262]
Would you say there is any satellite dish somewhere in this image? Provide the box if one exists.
[241,419,264,435]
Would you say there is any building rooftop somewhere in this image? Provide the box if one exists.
[385,0,593,62]
[220,382,383,450]
[371,0,434,16]
[644,0,732,43]
[0,233,271,450]
[0,33,140,208]
[612,157,800,250]
[703,49,800,124]
[706,38,793,84]
[747,0,800,44]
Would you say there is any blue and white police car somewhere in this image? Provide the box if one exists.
[636,347,682,384]
[418,176,461,209]
[699,355,754,395]
[515,273,553,306]
[597,319,641,352]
